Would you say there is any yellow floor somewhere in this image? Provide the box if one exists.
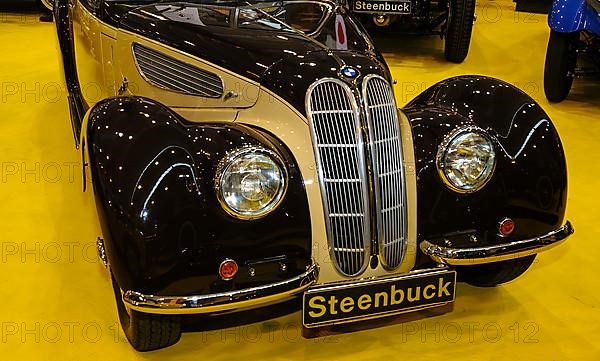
[0,1,599,359]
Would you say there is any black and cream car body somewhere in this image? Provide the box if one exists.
[54,0,573,351]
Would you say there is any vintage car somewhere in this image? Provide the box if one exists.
[351,0,475,63]
[544,0,600,102]
[54,0,573,351]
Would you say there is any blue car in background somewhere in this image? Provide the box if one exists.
[545,0,600,102]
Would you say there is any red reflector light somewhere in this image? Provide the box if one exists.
[219,259,238,280]
[499,218,515,236]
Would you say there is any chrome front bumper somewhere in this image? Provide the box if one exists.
[123,263,319,314]
[122,222,573,314]
[420,221,574,265]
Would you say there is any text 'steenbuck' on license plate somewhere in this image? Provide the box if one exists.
[303,269,456,327]
[353,0,412,14]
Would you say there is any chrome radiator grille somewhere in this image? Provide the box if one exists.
[132,44,224,98]
[306,79,371,276]
[306,76,408,276]
[363,75,407,269]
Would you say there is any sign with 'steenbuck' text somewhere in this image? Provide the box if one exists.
[303,269,456,327]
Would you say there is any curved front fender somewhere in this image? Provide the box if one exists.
[403,76,567,265]
[85,97,312,296]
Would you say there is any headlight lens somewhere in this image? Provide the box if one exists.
[437,128,496,193]
[217,147,287,219]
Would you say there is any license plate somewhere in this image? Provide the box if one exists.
[303,269,456,327]
[352,0,412,14]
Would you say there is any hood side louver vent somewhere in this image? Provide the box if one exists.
[132,43,224,98]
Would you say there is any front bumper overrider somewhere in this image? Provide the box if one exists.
[123,263,319,315]
[420,221,574,265]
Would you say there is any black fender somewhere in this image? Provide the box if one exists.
[85,97,311,295]
[403,76,568,265]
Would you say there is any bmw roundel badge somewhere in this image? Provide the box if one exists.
[341,66,359,78]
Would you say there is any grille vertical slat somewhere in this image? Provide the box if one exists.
[307,79,370,276]
[364,75,408,270]
[132,44,224,98]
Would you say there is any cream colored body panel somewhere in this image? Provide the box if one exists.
[72,2,115,107]
[172,108,239,123]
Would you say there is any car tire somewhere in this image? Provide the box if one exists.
[110,272,182,351]
[458,255,536,287]
[544,30,578,103]
[444,0,475,63]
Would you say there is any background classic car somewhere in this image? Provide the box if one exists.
[544,0,600,102]
[351,0,476,63]
[54,0,573,351]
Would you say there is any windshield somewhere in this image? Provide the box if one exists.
[137,1,333,34]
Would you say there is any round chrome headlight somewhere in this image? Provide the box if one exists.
[437,127,496,193]
[216,147,287,219]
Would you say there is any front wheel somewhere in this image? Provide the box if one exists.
[544,30,579,102]
[111,272,182,351]
[444,0,476,63]
[458,255,536,287]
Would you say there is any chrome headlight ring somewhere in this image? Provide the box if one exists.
[215,146,288,220]
[436,126,497,193]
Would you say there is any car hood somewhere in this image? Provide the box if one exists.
[102,1,390,112]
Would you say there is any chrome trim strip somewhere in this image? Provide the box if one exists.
[306,78,371,277]
[96,237,108,268]
[362,74,408,270]
[123,262,319,314]
[420,221,574,265]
